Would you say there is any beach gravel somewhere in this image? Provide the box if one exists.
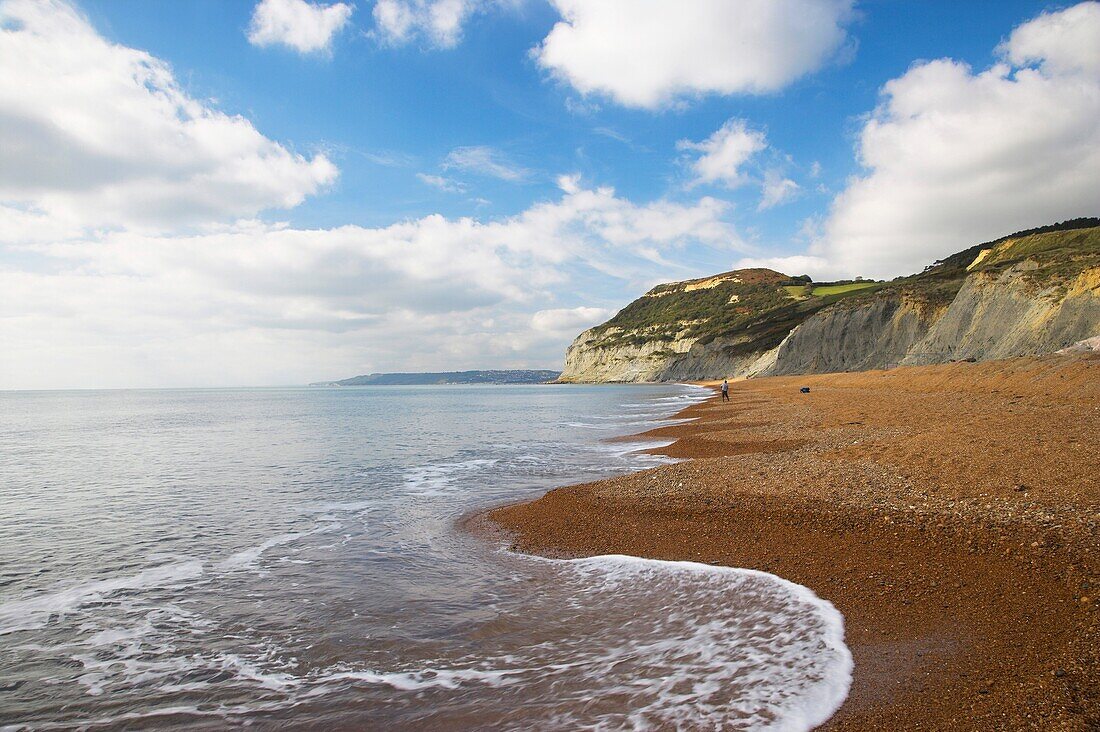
[483,354,1100,730]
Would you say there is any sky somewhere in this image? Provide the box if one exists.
[1,0,1098,389]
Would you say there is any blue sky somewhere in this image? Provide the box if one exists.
[79,0,1054,232]
[1,0,1098,388]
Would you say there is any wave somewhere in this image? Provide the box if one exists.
[268,554,850,731]
[3,384,848,730]
[403,458,500,496]
[0,526,338,638]
[564,417,696,430]
[9,552,850,731]
[0,560,204,636]
[550,555,853,731]
[218,527,331,572]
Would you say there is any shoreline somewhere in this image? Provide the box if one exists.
[472,355,1099,730]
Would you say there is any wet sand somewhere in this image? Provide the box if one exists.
[481,355,1100,730]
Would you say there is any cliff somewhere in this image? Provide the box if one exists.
[558,221,1100,382]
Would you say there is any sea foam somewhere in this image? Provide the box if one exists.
[552,555,853,731]
[290,553,853,731]
[0,560,204,636]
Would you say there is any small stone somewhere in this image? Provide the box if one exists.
[1055,669,1066,678]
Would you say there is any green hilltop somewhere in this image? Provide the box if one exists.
[593,218,1099,350]
[561,219,1100,383]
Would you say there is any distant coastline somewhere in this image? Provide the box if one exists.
[310,369,561,386]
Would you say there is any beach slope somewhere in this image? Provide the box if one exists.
[487,355,1099,730]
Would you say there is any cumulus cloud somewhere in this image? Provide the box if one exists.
[758,1,1100,280]
[443,145,530,182]
[247,0,353,54]
[1,179,739,388]
[733,253,839,281]
[531,306,612,334]
[678,119,767,188]
[678,119,802,208]
[0,0,336,233]
[1000,1,1100,75]
[759,170,801,210]
[0,0,748,388]
[372,0,476,48]
[535,0,854,109]
[0,0,775,389]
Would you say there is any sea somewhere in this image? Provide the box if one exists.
[0,384,852,730]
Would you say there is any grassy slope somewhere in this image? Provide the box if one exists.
[591,271,888,351]
[584,222,1100,355]
[837,224,1100,312]
[811,282,880,297]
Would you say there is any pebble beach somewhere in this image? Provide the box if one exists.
[485,355,1100,729]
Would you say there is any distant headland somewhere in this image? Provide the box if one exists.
[310,370,561,386]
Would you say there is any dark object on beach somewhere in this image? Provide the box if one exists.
[800,387,810,394]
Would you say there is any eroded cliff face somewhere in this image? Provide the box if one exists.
[557,225,1100,382]
[764,264,1100,375]
[557,267,802,383]
[560,327,784,383]
[901,265,1100,364]
[657,335,782,381]
[559,326,698,383]
[768,296,944,375]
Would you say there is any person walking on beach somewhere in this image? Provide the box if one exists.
[721,379,729,402]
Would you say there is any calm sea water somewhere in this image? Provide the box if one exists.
[0,385,851,730]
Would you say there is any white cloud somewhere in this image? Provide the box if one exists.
[417,173,466,192]
[5,0,748,387]
[0,0,337,233]
[248,0,353,54]
[372,0,476,48]
[1000,1,1100,75]
[535,0,854,109]
[443,145,530,182]
[531,306,612,334]
[733,254,838,281]
[678,119,803,208]
[759,170,800,210]
[0,204,83,244]
[789,1,1100,279]
[678,119,767,188]
[1,179,740,388]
